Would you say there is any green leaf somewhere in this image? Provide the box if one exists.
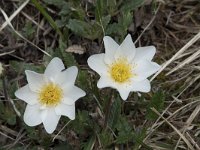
[102,15,111,29]
[62,52,77,67]
[132,128,147,149]
[71,110,91,134]
[67,19,102,40]
[99,130,113,148]
[115,117,152,149]
[9,61,44,74]
[106,11,132,39]
[146,91,165,120]
[115,116,133,144]
[2,107,16,125]
[95,0,106,22]
[83,135,96,150]
[77,70,90,92]
[121,0,144,12]
[43,0,66,8]
[108,96,121,128]
[22,22,36,39]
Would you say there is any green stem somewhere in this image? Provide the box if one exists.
[31,0,63,40]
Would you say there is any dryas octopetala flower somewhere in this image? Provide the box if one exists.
[87,34,161,100]
[15,57,86,134]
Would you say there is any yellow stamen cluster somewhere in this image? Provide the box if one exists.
[39,83,63,106]
[110,58,133,83]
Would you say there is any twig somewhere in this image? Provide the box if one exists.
[174,104,200,149]
[151,107,195,150]
[52,120,71,142]
[151,30,200,81]
[134,4,161,44]
[0,0,30,32]
[0,6,51,56]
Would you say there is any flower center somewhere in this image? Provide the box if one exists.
[110,58,133,83]
[39,83,63,106]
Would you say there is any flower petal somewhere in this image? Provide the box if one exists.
[134,60,161,81]
[63,86,86,105]
[103,36,119,64]
[87,54,107,75]
[97,75,115,89]
[23,104,42,126]
[44,57,65,81]
[41,108,61,134]
[134,46,156,62]
[117,88,130,100]
[131,79,151,92]
[25,70,46,92]
[115,34,136,61]
[55,66,78,88]
[15,85,38,105]
[55,103,75,120]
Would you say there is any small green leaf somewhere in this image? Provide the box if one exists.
[71,110,90,134]
[115,116,133,144]
[106,11,132,39]
[83,135,96,150]
[67,19,102,40]
[3,108,16,125]
[99,130,113,148]
[43,0,66,8]
[102,15,111,28]
[77,70,90,92]
[108,96,121,128]
[121,0,144,12]
[22,22,36,39]
[146,91,165,120]
[10,61,44,74]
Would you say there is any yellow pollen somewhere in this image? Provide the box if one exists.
[39,83,63,106]
[110,58,133,83]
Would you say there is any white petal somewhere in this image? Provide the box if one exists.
[115,34,136,61]
[25,70,46,92]
[55,66,78,88]
[44,57,65,81]
[117,88,130,100]
[63,86,86,105]
[134,46,156,62]
[87,54,108,75]
[103,36,119,64]
[134,60,161,81]
[15,85,38,105]
[23,104,42,126]
[131,79,151,92]
[55,103,75,120]
[42,108,61,134]
[97,75,115,89]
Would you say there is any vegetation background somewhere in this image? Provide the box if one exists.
[0,0,200,149]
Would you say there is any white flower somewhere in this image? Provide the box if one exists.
[87,34,161,100]
[15,57,86,134]
[0,63,3,75]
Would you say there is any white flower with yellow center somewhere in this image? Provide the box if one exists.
[15,57,86,134]
[87,34,161,100]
